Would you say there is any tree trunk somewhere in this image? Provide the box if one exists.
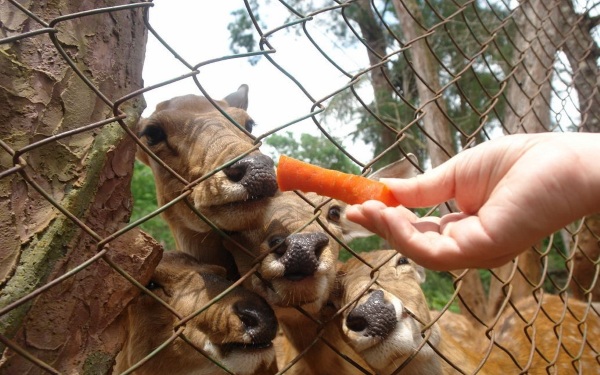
[391,0,455,167]
[501,1,556,134]
[352,0,400,166]
[392,0,488,324]
[0,1,160,373]
[556,0,600,301]
[487,0,561,316]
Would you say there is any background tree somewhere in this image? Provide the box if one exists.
[557,0,600,302]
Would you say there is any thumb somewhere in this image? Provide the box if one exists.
[380,158,457,208]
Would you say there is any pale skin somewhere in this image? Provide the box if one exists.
[346,133,600,271]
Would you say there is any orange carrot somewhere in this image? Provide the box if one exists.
[276,155,400,206]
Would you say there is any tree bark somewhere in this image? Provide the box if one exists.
[0,1,160,373]
[392,0,488,324]
[488,0,561,316]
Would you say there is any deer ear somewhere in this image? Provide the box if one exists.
[203,264,228,278]
[135,118,150,165]
[223,84,249,110]
[367,153,420,180]
[329,267,346,309]
[413,264,427,284]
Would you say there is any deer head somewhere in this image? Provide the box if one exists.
[136,85,278,238]
[115,251,278,375]
[334,250,443,375]
[223,191,343,315]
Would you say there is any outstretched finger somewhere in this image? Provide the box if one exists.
[380,157,458,208]
[346,201,417,236]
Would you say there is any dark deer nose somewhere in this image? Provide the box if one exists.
[279,232,329,281]
[346,290,397,338]
[223,154,278,198]
[233,298,278,344]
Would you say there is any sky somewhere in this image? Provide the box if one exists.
[142,0,374,162]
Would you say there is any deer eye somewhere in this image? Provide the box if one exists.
[327,205,342,222]
[140,124,167,146]
[146,280,162,290]
[268,236,287,255]
[244,119,255,133]
[397,256,410,266]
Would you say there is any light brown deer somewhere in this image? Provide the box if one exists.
[334,249,600,374]
[115,251,279,375]
[136,85,278,278]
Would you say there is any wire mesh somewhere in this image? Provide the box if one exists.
[1,0,599,374]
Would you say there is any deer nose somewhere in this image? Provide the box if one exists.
[346,290,397,338]
[233,298,278,344]
[280,232,329,281]
[223,154,278,198]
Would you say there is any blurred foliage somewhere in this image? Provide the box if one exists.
[422,270,461,313]
[266,131,362,174]
[228,1,263,66]
[130,160,176,250]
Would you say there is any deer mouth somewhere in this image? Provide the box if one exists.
[219,341,273,354]
[217,192,273,208]
[284,272,314,281]
[203,194,271,213]
[237,194,270,204]
[208,340,276,375]
[271,275,328,307]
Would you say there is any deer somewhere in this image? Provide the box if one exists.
[221,155,420,374]
[135,85,278,279]
[334,249,600,374]
[115,251,279,375]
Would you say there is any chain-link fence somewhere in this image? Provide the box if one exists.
[1,0,599,374]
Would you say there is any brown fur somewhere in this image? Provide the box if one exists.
[493,293,600,373]
[136,88,278,278]
[115,252,278,375]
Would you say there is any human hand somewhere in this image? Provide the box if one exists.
[346,133,600,270]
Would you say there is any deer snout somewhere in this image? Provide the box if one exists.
[278,232,329,281]
[223,154,278,198]
[233,298,278,344]
[346,290,397,338]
